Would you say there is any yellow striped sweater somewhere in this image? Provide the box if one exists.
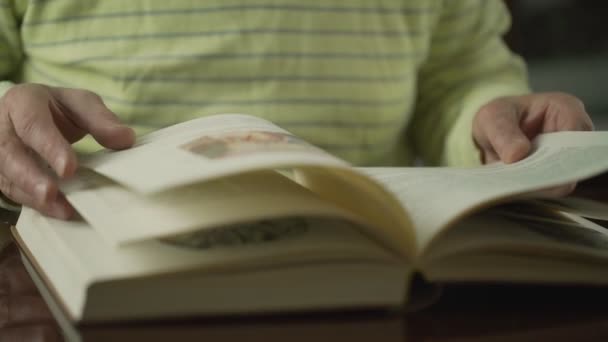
[0,0,529,166]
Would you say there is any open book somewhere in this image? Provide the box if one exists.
[12,114,608,323]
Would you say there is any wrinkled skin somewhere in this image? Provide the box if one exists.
[473,92,594,197]
[0,83,135,219]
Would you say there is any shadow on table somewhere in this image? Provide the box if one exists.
[76,283,608,342]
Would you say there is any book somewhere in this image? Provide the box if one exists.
[11,114,608,324]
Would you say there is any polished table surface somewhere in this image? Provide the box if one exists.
[83,285,608,342]
[75,284,608,342]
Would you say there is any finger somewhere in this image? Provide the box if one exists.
[0,127,59,206]
[522,93,595,133]
[482,150,500,164]
[0,324,62,342]
[6,95,77,179]
[51,88,135,150]
[518,107,546,139]
[551,94,594,131]
[39,193,74,220]
[551,109,594,132]
[533,182,578,198]
[474,105,531,164]
[0,175,73,219]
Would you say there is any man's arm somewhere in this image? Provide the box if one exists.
[0,0,23,97]
[409,0,530,166]
[0,0,25,248]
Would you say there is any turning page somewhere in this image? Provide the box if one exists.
[68,114,415,254]
[360,131,608,251]
[61,170,364,245]
[81,114,350,194]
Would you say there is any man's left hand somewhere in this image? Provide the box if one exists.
[473,92,594,164]
[472,92,594,197]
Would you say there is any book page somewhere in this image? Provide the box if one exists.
[16,207,405,318]
[81,114,350,194]
[419,205,608,284]
[18,208,399,279]
[529,197,608,221]
[71,113,416,256]
[294,168,417,259]
[61,169,370,246]
[360,131,608,252]
[423,204,608,264]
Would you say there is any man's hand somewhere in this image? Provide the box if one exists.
[473,92,594,164]
[0,84,135,219]
[473,92,594,197]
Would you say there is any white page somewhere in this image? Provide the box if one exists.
[61,169,364,246]
[18,208,396,280]
[422,207,608,263]
[81,114,349,194]
[16,207,399,318]
[360,131,608,251]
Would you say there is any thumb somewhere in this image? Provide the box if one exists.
[473,103,531,164]
[89,116,136,150]
[52,88,135,150]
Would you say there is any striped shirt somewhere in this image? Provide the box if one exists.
[0,0,529,166]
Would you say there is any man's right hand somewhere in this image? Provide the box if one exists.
[0,84,135,219]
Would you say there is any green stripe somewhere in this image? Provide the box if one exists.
[440,0,482,21]
[103,96,408,108]
[26,28,422,48]
[421,34,503,86]
[417,63,518,112]
[110,74,412,84]
[25,4,437,26]
[126,118,403,131]
[64,51,417,66]
[273,119,403,129]
[28,60,407,108]
[432,24,501,43]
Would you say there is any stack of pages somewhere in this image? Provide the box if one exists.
[13,114,608,323]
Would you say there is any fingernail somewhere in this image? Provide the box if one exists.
[506,139,531,163]
[109,121,126,129]
[35,182,50,201]
[49,202,73,220]
[55,155,68,176]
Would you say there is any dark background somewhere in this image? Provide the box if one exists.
[505,0,608,128]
